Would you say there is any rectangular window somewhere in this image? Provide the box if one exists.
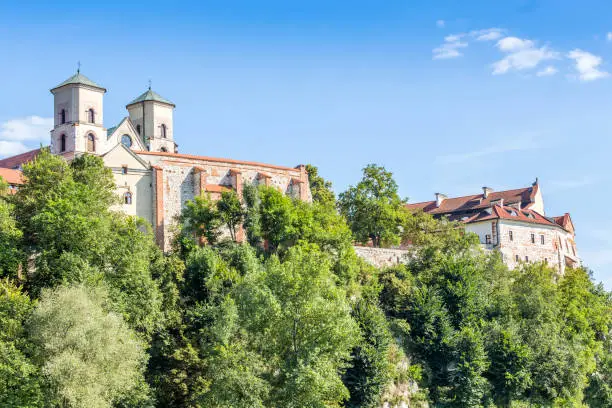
[515,254,519,262]
[531,233,535,244]
[544,258,548,263]
[525,256,529,262]
[485,235,491,244]
[509,230,513,241]
[122,166,128,175]
[540,234,545,244]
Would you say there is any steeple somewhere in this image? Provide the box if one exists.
[126,85,176,153]
[50,70,107,156]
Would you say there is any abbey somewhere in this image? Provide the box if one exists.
[406,181,580,274]
[0,71,312,250]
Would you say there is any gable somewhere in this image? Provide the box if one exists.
[102,143,149,170]
[107,117,146,151]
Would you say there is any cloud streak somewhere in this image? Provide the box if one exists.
[434,133,541,165]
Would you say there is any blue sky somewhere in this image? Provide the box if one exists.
[1,0,611,288]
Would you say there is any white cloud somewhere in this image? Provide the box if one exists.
[607,32,612,41]
[567,49,609,81]
[436,20,445,28]
[435,133,541,165]
[432,34,468,59]
[0,141,29,158]
[536,65,558,76]
[492,36,558,75]
[0,116,53,142]
[471,28,504,41]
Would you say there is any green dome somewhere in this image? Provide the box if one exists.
[51,72,106,92]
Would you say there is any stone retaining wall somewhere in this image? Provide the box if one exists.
[353,246,410,268]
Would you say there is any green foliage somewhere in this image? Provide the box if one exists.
[0,279,43,407]
[343,299,394,408]
[0,182,23,279]
[180,194,222,245]
[305,164,336,207]
[217,190,245,242]
[2,151,611,407]
[338,164,406,247]
[28,284,150,408]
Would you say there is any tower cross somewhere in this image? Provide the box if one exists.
[77,61,81,74]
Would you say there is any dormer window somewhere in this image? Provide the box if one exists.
[161,124,167,138]
[61,109,66,124]
[88,108,95,123]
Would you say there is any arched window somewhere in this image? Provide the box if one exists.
[60,134,66,152]
[121,134,132,148]
[160,147,168,152]
[136,124,141,135]
[61,109,66,124]
[87,134,96,152]
[88,108,95,123]
[124,192,132,205]
[160,124,167,138]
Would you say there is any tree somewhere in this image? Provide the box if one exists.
[217,190,244,242]
[338,164,406,247]
[28,284,150,408]
[343,299,394,408]
[237,244,360,407]
[180,194,222,246]
[0,278,43,407]
[0,177,23,279]
[305,164,335,207]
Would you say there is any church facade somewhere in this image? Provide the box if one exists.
[0,72,312,250]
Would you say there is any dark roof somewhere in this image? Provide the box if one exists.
[405,184,538,215]
[51,72,106,92]
[126,89,175,107]
[0,148,41,169]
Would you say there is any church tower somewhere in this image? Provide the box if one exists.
[126,87,177,153]
[50,70,107,157]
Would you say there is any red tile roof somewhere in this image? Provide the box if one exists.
[405,185,537,215]
[135,150,300,172]
[0,148,41,169]
[0,168,24,185]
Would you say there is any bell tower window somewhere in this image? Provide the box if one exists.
[87,134,96,152]
[161,124,167,138]
[124,192,132,205]
[88,108,95,123]
[61,109,66,124]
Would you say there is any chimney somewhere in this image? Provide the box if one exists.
[482,186,493,199]
[435,193,447,208]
